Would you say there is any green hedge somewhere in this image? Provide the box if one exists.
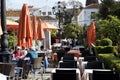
[94,46,117,54]
[97,54,120,72]
[100,38,112,46]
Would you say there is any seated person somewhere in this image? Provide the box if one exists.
[12,46,24,60]
[25,46,38,64]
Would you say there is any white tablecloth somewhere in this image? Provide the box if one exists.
[0,73,7,80]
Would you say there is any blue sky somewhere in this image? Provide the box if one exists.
[6,0,86,9]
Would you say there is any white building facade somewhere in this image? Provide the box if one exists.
[77,4,99,26]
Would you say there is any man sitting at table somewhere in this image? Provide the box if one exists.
[25,46,38,64]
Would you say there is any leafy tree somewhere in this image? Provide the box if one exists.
[99,0,115,19]
[50,30,57,38]
[99,0,120,19]
[97,15,120,45]
[111,1,120,18]
[62,23,82,40]
[8,31,17,49]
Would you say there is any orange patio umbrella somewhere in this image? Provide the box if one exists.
[43,22,59,30]
[0,19,18,31]
[37,19,45,40]
[32,15,38,40]
[86,21,96,46]
[17,4,33,49]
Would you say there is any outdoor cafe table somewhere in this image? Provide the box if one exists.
[81,69,111,80]
[51,68,81,80]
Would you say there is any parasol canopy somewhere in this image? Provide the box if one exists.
[17,4,33,49]
[86,21,96,46]
[32,15,38,40]
[37,19,45,40]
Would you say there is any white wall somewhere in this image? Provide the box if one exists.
[78,8,98,26]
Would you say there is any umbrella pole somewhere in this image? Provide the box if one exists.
[38,40,42,51]
[33,40,36,47]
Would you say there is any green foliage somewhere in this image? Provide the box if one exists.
[97,54,120,72]
[100,38,112,46]
[62,23,82,39]
[94,46,104,54]
[98,0,120,19]
[50,30,57,38]
[97,15,120,45]
[102,46,114,53]
[95,40,101,46]
[8,31,17,49]
[94,46,116,54]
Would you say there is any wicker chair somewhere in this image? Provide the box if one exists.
[32,57,43,79]
[0,63,16,80]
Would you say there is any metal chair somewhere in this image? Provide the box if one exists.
[93,70,119,80]
[53,73,76,80]
[85,61,105,69]
[84,56,98,62]
[59,61,77,68]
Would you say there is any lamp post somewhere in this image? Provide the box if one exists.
[0,0,12,62]
[52,1,66,40]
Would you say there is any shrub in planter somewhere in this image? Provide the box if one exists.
[100,38,112,46]
[95,40,101,46]
[102,46,114,53]
[94,46,116,54]
[94,46,104,54]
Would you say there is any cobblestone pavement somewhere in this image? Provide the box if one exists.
[25,68,54,80]
[21,61,56,80]
[20,68,54,80]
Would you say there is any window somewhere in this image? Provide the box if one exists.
[42,12,46,15]
[48,12,52,15]
[91,12,95,19]
[39,10,41,15]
